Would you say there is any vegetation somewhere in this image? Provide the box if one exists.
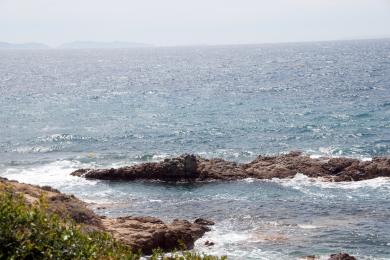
[0,185,226,260]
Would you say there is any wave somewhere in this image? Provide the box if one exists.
[0,160,99,188]
[37,133,97,143]
[306,146,373,160]
[194,219,332,260]
[9,134,97,154]
[13,145,59,153]
[194,226,286,260]
[271,173,390,190]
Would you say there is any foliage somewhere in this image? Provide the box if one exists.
[151,247,227,260]
[0,186,138,259]
[0,186,226,260]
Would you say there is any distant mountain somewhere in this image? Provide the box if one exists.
[59,41,152,49]
[0,42,49,49]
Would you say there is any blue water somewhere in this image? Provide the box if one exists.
[1,39,390,259]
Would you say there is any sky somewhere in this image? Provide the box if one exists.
[1,0,390,47]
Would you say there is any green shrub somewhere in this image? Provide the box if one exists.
[0,186,226,260]
[0,186,138,259]
[151,247,227,260]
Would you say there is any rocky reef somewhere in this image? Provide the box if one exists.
[0,177,213,254]
[72,151,390,182]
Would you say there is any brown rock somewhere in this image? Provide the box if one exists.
[328,253,357,260]
[194,218,215,226]
[204,240,215,246]
[101,217,211,254]
[72,154,200,181]
[71,152,390,182]
[301,256,317,260]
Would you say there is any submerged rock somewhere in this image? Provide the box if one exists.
[0,177,213,254]
[328,253,356,260]
[204,240,215,246]
[194,218,215,226]
[301,253,356,260]
[72,152,390,182]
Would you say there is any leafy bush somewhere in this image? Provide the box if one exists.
[151,248,227,260]
[0,186,138,259]
[0,186,226,260]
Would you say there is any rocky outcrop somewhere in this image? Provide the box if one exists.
[244,152,390,181]
[301,253,356,260]
[101,216,213,254]
[72,152,390,182]
[328,253,356,260]
[0,177,213,254]
[72,154,200,181]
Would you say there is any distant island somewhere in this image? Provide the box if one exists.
[59,41,153,49]
[0,42,49,49]
[0,41,153,50]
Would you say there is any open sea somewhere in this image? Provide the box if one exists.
[1,39,390,259]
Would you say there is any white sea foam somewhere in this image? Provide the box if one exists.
[195,223,288,260]
[0,160,98,189]
[297,224,319,229]
[306,146,373,161]
[0,160,135,205]
[243,178,255,183]
[149,199,162,203]
[274,173,390,190]
[151,153,170,160]
[14,146,56,153]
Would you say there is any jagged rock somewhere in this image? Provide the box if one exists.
[72,154,200,181]
[302,255,316,260]
[204,240,215,246]
[194,218,215,226]
[71,152,390,182]
[301,253,356,260]
[102,217,211,254]
[328,253,357,260]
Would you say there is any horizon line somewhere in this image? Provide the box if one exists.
[1,36,390,49]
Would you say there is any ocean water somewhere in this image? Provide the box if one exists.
[1,39,390,259]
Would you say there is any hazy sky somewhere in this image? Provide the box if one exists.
[1,0,390,46]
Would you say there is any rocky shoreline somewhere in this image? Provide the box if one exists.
[0,177,360,259]
[72,151,390,182]
[0,177,213,254]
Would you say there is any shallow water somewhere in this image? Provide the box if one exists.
[1,39,390,259]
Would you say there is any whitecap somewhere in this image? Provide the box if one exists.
[274,173,390,191]
[243,178,255,183]
[297,224,319,229]
[13,146,55,153]
[149,199,162,203]
[0,160,99,189]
